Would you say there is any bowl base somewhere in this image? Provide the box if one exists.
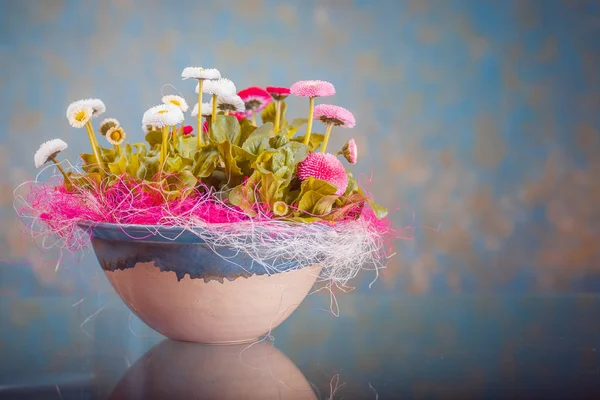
[172,336,261,346]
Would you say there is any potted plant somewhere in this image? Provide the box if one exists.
[16,67,392,344]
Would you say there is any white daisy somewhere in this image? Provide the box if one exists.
[191,101,214,117]
[162,95,189,112]
[181,67,221,80]
[99,118,120,136]
[217,94,245,113]
[34,138,68,168]
[66,98,106,118]
[142,104,184,128]
[201,102,213,117]
[67,104,93,128]
[106,126,126,145]
[200,78,236,97]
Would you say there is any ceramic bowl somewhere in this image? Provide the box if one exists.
[80,221,322,344]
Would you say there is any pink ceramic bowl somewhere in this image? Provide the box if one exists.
[80,221,322,344]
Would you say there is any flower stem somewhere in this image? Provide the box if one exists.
[303,97,315,146]
[172,126,178,147]
[197,80,204,147]
[251,110,257,127]
[115,144,122,157]
[85,121,105,176]
[321,124,334,153]
[50,156,70,182]
[160,125,169,170]
[224,110,230,116]
[211,94,217,122]
[274,101,281,134]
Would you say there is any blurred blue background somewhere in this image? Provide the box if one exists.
[1,0,599,397]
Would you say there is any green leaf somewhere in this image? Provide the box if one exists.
[251,122,274,138]
[193,146,220,178]
[177,134,198,158]
[145,130,164,147]
[368,199,388,219]
[133,143,148,158]
[108,155,127,175]
[211,115,241,145]
[283,118,308,138]
[298,190,323,214]
[269,134,289,149]
[126,154,140,176]
[281,141,308,164]
[214,140,243,178]
[168,170,198,196]
[137,151,161,181]
[242,133,271,156]
[253,149,278,175]
[165,156,185,174]
[228,185,256,216]
[239,118,257,145]
[313,195,338,215]
[344,171,359,196]
[270,146,294,175]
[291,133,325,152]
[299,177,338,198]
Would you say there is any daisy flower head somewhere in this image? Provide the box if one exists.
[342,138,358,164]
[314,104,355,128]
[290,80,336,98]
[106,126,126,145]
[34,138,68,168]
[181,67,221,81]
[183,125,194,135]
[217,94,245,113]
[190,102,213,118]
[201,78,236,97]
[66,98,106,118]
[297,153,348,196]
[99,118,120,136]
[266,86,291,101]
[238,86,272,112]
[67,104,93,128]
[162,95,189,112]
[142,104,184,128]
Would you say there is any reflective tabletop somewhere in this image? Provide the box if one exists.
[1,292,599,399]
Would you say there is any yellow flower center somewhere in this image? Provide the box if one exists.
[75,110,87,122]
[158,110,169,114]
[110,129,122,142]
[170,100,181,107]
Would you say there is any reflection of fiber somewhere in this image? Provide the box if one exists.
[15,164,399,287]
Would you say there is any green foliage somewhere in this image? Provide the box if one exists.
[73,105,386,222]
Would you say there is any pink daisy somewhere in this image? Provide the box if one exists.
[233,112,246,121]
[290,80,336,98]
[238,86,272,112]
[342,138,358,164]
[297,153,348,196]
[183,125,194,135]
[266,86,291,101]
[313,104,355,128]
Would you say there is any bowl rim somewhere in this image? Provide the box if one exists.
[77,219,336,244]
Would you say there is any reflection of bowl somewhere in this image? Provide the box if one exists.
[81,221,322,344]
[109,339,317,400]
